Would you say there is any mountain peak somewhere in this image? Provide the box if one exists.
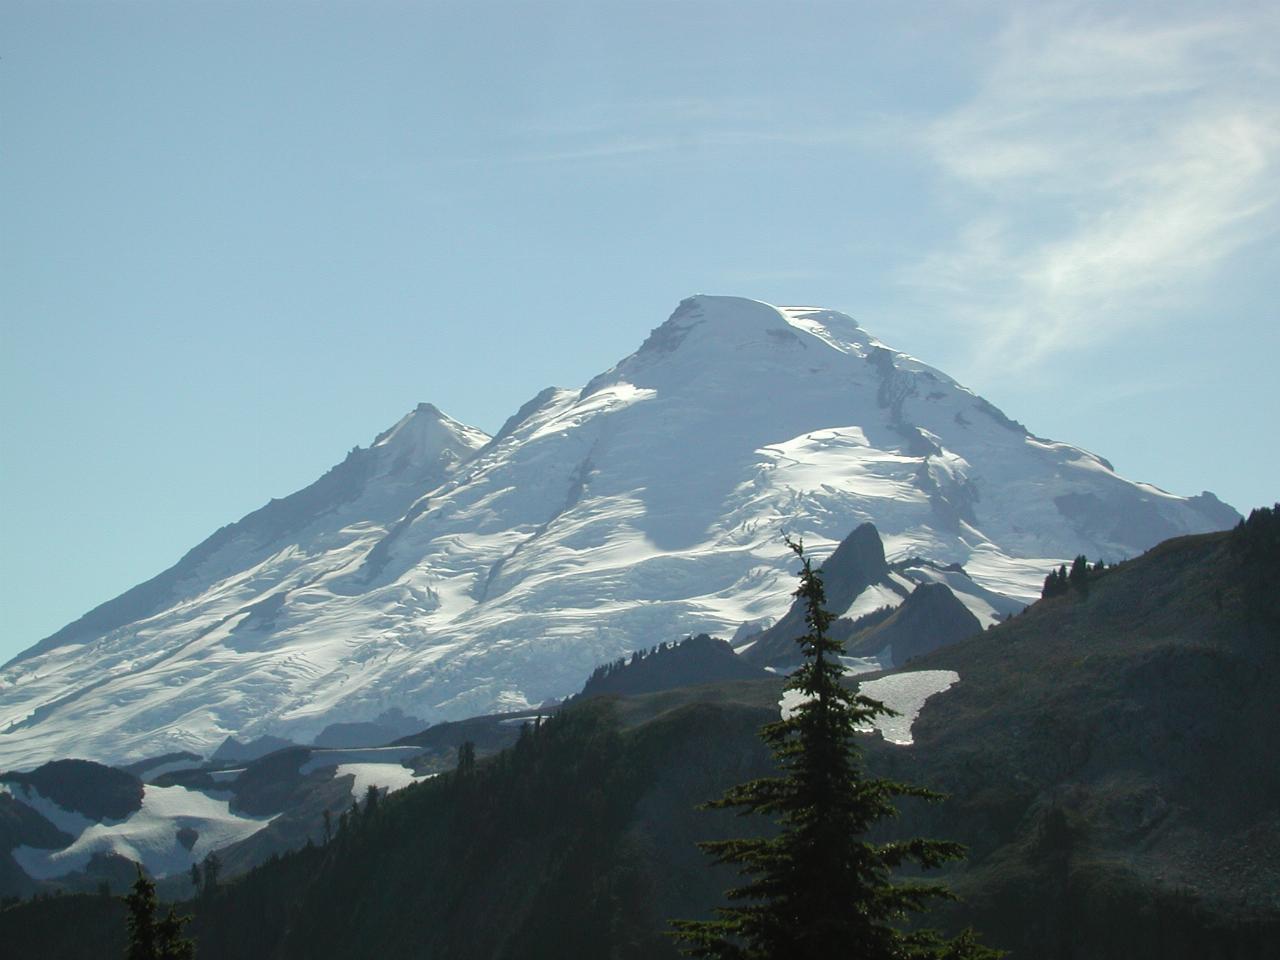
[653,295,874,360]
[0,296,1241,767]
[634,295,784,353]
[370,402,489,469]
[582,295,870,399]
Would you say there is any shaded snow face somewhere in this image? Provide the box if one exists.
[0,295,1237,768]
[779,669,960,747]
[3,752,432,882]
[3,782,274,880]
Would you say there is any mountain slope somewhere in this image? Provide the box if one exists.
[5,518,1278,958]
[578,634,770,699]
[885,511,1280,956]
[8,403,489,669]
[0,296,1238,767]
[845,581,983,666]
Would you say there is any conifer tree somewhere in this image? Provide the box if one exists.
[125,868,158,960]
[1068,555,1090,594]
[1041,564,1070,598]
[155,907,196,960]
[200,851,220,899]
[1041,569,1058,598]
[671,537,1000,960]
[457,740,477,777]
[125,866,196,960]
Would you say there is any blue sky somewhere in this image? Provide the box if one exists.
[2,0,1277,663]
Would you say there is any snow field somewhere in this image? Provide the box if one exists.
[7,783,274,880]
[856,671,960,745]
[842,583,907,621]
[333,763,432,800]
[0,296,1233,768]
[778,669,961,747]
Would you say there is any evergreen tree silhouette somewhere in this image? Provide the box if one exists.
[1068,555,1090,594]
[457,740,477,777]
[1042,564,1070,598]
[155,907,195,960]
[200,851,220,899]
[125,866,196,960]
[125,868,158,960]
[671,537,1001,960]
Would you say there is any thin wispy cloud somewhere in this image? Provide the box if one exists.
[509,96,869,165]
[514,96,776,137]
[903,5,1280,371]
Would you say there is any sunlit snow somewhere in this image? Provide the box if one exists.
[857,670,960,745]
[0,296,1233,768]
[297,746,432,800]
[333,763,432,800]
[842,583,906,621]
[779,669,960,746]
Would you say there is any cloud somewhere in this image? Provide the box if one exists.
[903,4,1280,370]
[508,96,870,165]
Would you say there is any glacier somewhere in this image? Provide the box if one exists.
[0,296,1238,768]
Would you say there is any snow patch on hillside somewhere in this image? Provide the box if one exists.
[778,669,960,746]
[7,783,274,879]
[334,763,432,800]
[858,670,960,745]
[298,746,421,776]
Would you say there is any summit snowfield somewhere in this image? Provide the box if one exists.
[0,297,1238,768]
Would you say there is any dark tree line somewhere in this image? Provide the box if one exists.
[188,853,220,900]
[1042,555,1106,599]
[586,640,679,686]
[1231,503,1280,620]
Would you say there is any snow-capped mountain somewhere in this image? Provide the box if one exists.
[0,296,1238,768]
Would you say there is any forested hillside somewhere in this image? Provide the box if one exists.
[2,511,1277,958]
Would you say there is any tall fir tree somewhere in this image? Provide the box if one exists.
[1041,564,1069,598]
[671,537,1000,960]
[125,868,158,960]
[125,866,195,960]
[155,907,196,960]
[457,740,477,777]
[1068,555,1090,594]
[200,851,220,899]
